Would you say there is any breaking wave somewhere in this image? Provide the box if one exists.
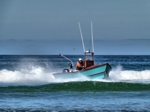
[0,65,150,92]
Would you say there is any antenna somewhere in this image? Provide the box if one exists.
[78,22,85,52]
[91,21,94,52]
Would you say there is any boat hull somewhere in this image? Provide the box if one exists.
[52,63,111,79]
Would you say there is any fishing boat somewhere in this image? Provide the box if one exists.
[52,22,111,79]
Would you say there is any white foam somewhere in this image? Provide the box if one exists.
[109,66,150,82]
[0,67,54,85]
[0,63,89,85]
[1,64,150,85]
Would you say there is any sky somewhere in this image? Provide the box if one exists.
[0,0,150,55]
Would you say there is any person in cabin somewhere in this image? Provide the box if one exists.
[76,58,84,70]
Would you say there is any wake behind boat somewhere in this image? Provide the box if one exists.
[52,22,111,79]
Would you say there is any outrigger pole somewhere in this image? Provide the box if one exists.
[78,22,85,52]
[91,21,94,53]
[78,22,94,53]
[78,22,95,68]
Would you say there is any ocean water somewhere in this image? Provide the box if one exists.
[0,55,150,111]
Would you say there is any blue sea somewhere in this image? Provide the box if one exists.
[0,55,150,111]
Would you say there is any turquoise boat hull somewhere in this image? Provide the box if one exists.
[52,63,111,79]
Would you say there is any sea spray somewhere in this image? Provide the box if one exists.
[109,66,150,82]
[1,64,150,86]
[1,55,150,85]
[0,63,89,85]
[0,67,55,85]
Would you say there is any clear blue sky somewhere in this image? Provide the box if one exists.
[0,0,150,55]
